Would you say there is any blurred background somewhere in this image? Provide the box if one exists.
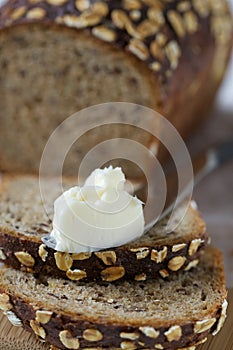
[188,0,233,287]
[190,73,233,286]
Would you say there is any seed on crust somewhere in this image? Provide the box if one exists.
[123,0,142,10]
[15,252,35,267]
[177,1,191,12]
[121,341,137,349]
[188,239,203,256]
[54,252,73,271]
[134,273,147,281]
[30,320,46,339]
[165,40,181,70]
[26,8,46,19]
[213,299,228,335]
[4,311,23,327]
[137,19,160,38]
[49,346,60,350]
[92,26,117,42]
[128,38,149,61]
[38,244,48,262]
[156,33,167,46]
[184,11,198,34]
[151,246,167,263]
[154,345,163,350]
[139,326,159,339]
[138,341,145,346]
[75,0,90,11]
[147,7,165,25]
[150,41,163,60]
[92,2,109,17]
[35,310,53,324]
[0,248,6,260]
[150,62,162,72]
[172,243,187,252]
[95,251,117,265]
[59,330,80,349]
[101,266,125,282]
[0,293,12,311]
[184,259,199,271]
[111,10,129,29]
[83,328,103,341]
[194,318,216,334]
[193,0,209,18]
[47,0,68,5]
[130,10,141,21]
[167,10,185,37]
[130,247,150,260]
[72,252,92,260]
[159,269,169,278]
[168,256,186,271]
[82,12,102,26]
[11,6,27,20]
[57,13,101,29]
[125,21,139,38]
[164,325,182,342]
[120,332,139,340]
[66,269,87,281]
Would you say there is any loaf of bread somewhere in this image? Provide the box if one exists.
[0,0,232,176]
[0,247,228,350]
[0,174,209,282]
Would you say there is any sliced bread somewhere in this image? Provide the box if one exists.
[0,246,228,350]
[0,174,208,282]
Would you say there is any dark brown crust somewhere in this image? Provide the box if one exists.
[1,297,220,349]
[0,230,209,282]
[0,247,227,349]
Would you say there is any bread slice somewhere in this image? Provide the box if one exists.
[0,174,208,282]
[0,247,228,350]
[0,0,232,176]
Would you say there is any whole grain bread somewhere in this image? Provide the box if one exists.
[0,0,232,176]
[0,174,209,282]
[0,246,228,349]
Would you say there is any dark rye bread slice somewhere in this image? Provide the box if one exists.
[0,174,209,283]
[0,0,232,176]
[0,247,228,350]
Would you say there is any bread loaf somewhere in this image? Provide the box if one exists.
[0,0,232,176]
[0,174,209,282]
[0,247,228,350]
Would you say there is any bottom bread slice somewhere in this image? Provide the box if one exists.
[0,247,228,350]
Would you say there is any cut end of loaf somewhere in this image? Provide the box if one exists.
[0,24,159,176]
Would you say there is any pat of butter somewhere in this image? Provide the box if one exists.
[51,166,145,253]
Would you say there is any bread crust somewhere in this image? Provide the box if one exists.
[0,0,232,87]
[0,230,209,282]
[0,247,227,349]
